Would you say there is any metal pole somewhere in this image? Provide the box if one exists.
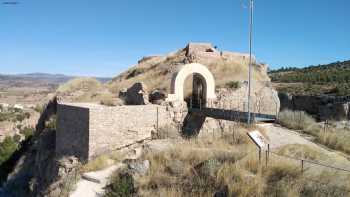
[247,0,254,124]
[156,107,159,138]
[301,160,304,173]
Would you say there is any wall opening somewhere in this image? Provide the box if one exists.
[184,73,207,108]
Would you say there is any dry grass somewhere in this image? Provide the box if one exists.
[278,110,316,130]
[278,110,350,155]
[107,47,270,95]
[57,77,102,94]
[277,144,327,161]
[81,151,124,172]
[137,127,255,196]
[105,123,350,196]
[99,94,123,106]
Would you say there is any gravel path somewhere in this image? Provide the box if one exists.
[70,163,125,197]
[258,123,318,149]
[258,123,350,171]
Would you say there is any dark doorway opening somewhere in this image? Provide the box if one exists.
[184,74,207,109]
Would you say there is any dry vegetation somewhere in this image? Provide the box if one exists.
[81,151,124,173]
[104,125,350,197]
[56,77,102,93]
[106,47,270,95]
[56,77,118,103]
[278,110,350,155]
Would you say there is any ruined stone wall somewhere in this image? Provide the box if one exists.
[213,82,280,116]
[88,105,173,158]
[56,104,90,161]
[56,103,178,162]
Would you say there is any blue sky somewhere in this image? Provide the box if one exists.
[0,0,349,77]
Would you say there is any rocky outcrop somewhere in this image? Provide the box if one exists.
[149,90,166,104]
[279,94,350,120]
[214,82,280,116]
[124,82,150,105]
[3,128,81,197]
[35,96,58,135]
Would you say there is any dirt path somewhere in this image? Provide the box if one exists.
[258,123,319,149]
[70,163,125,197]
[258,123,350,171]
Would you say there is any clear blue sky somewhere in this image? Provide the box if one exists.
[0,0,349,77]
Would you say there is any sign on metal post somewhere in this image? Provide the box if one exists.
[247,130,268,150]
[247,130,268,163]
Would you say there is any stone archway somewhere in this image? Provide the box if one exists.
[167,63,216,105]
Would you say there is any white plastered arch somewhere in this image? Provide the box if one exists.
[167,63,216,102]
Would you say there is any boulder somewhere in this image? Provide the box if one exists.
[149,90,166,104]
[124,83,150,105]
[118,88,127,100]
[124,159,150,176]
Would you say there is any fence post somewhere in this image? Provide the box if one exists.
[301,160,304,174]
[232,125,235,142]
[266,144,270,167]
[156,107,159,138]
[212,128,215,139]
[259,147,261,163]
[299,111,302,129]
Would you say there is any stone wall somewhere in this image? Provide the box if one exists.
[56,104,90,161]
[88,104,173,158]
[213,82,280,116]
[56,103,178,162]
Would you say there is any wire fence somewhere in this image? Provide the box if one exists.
[255,144,350,174]
[240,147,350,194]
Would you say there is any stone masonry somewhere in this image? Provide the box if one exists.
[56,103,179,162]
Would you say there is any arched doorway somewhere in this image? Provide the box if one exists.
[190,73,207,108]
[167,63,216,107]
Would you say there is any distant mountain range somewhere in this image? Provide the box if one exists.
[0,73,111,89]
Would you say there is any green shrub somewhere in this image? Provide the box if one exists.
[104,172,135,197]
[15,114,25,122]
[34,104,43,113]
[45,115,56,129]
[19,127,34,140]
[13,134,21,143]
[24,112,31,119]
[225,81,241,89]
[0,136,19,165]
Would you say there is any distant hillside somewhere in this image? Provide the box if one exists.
[269,60,350,96]
[0,73,111,89]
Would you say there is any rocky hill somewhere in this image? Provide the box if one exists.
[107,43,270,94]
[102,43,278,115]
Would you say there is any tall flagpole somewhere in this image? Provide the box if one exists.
[247,0,254,124]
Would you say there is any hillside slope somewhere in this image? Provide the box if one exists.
[107,43,270,94]
[269,60,350,95]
